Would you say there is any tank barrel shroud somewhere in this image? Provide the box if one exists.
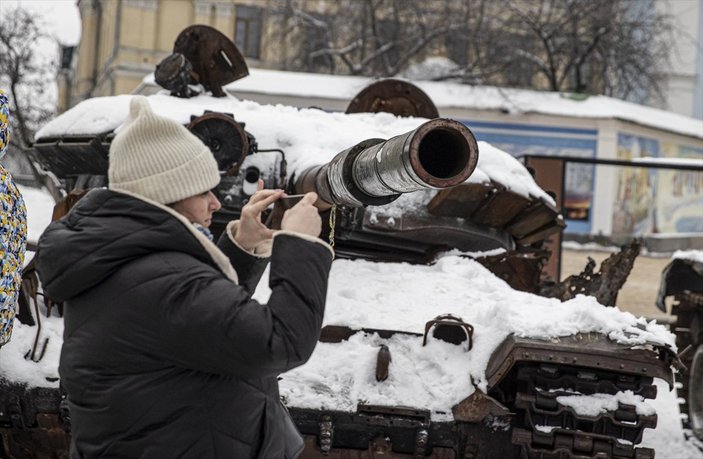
[294,118,479,209]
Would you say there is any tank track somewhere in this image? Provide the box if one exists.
[671,291,703,439]
[509,364,658,458]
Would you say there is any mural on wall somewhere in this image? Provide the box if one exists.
[463,121,597,234]
[613,135,659,235]
[614,134,703,235]
[656,144,703,233]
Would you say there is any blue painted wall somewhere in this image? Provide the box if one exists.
[461,120,598,234]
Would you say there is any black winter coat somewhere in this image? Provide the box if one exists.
[36,189,333,459]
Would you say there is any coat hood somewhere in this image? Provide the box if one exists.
[36,189,226,302]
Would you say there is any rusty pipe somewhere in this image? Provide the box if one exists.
[293,118,479,210]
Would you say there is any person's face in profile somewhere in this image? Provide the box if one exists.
[171,190,221,228]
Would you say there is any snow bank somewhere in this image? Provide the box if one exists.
[252,255,676,417]
[35,93,554,204]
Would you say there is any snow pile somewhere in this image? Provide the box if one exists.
[555,390,655,417]
[535,425,556,433]
[251,255,676,417]
[672,249,703,264]
[35,93,554,204]
[279,333,475,421]
[1,317,63,387]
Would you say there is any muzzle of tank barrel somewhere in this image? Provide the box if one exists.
[293,118,479,210]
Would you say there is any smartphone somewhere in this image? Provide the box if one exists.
[278,194,306,210]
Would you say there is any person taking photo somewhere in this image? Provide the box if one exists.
[36,96,334,459]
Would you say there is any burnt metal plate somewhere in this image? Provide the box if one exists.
[471,188,533,228]
[174,25,249,82]
[515,218,566,246]
[33,136,111,178]
[187,112,249,173]
[505,198,560,239]
[427,183,498,219]
[346,79,439,119]
[485,333,675,391]
[319,325,422,343]
[475,250,549,294]
[361,209,515,252]
[656,258,703,311]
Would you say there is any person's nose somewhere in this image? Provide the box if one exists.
[208,191,222,212]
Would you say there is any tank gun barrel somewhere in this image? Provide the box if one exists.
[293,118,479,209]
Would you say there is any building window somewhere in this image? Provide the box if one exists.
[235,5,262,59]
[60,45,76,70]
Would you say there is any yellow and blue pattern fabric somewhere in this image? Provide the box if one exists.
[0,90,8,158]
[0,89,27,346]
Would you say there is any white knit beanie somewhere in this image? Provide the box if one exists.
[108,96,220,204]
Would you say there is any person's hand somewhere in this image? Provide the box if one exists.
[234,180,284,251]
[280,192,322,237]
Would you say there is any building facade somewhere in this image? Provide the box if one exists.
[58,0,703,242]
[62,0,703,119]
[654,0,703,119]
[62,0,277,111]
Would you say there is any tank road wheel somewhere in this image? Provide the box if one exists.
[689,345,703,440]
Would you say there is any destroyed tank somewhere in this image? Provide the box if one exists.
[0,26,679,459]
[655,255,703,442]
[2,93,679,459]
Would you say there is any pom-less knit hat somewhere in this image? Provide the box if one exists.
[108,96,220,204]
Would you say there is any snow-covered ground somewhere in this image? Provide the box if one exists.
[5,184,701,458]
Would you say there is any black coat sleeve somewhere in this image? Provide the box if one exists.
[216,227,269,294]
[155,233,333,379]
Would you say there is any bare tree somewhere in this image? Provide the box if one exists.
[269,0,473,77]
[0,6,64,200]
[0,7,57,149]
[268,0,672,102]
[497,0,672,100]
[595,1,672,102]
